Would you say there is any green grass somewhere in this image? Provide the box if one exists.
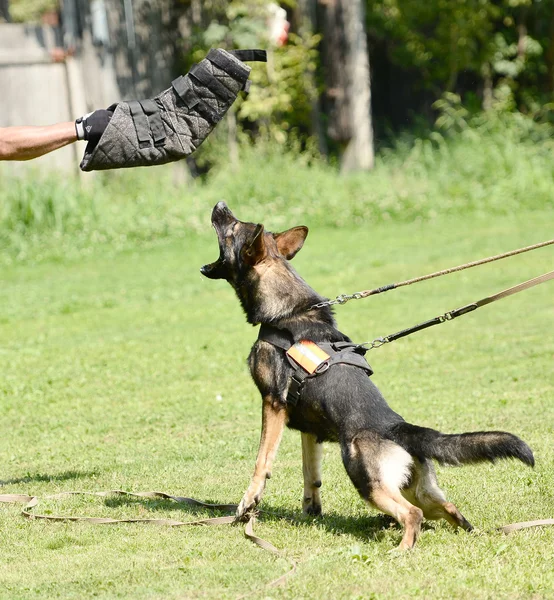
[1,206,553,599]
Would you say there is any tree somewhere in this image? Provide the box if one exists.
[341,0,374,171]
[0,0,10,22]
[319,0,374,171]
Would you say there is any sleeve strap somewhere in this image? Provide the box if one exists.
[128,100,151,148]
[189,63,236,102]
[228,49,267,62]
[139,99,166,146]
[172,76,222,124]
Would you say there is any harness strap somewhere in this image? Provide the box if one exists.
[287,370,310,407]
[258,323,292,351]
[321,344,373,375]
[257,324,373,405]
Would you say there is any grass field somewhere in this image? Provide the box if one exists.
[1,201,553,598]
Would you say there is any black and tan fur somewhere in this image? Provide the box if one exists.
[201,202,534,550]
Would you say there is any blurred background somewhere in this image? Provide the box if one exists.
[1,0,553,262]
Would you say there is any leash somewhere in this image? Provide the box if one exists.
[312,238,554,309]
[360,269,554,350]
[0,490,296,592]
[1,487,552,571]
[353,268,554,533]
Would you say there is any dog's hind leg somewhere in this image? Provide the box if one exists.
[301,433,323,516]
[402,459,473,532]
[342,432,423,550]
[236,397,287,520]
[371,488,424,550]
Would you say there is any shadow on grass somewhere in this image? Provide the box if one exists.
[0,470,98,486]
[101,493,425,543]
[103,494,237,517]
[259,503,406,544]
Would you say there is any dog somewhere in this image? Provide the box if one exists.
[201,201,534,549]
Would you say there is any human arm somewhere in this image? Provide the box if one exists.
[0,109,113,162]
[0,121,77,161]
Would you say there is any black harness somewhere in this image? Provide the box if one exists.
[258,324,374,406]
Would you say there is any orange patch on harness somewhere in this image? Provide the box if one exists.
[286,341,330,374]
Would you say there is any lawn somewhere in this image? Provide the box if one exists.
[0,205,553,599]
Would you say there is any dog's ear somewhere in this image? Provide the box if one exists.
[242,224,266,266]
[273,226,308,260]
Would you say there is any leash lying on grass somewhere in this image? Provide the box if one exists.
[1,489,553,540]
[0,490,296,593]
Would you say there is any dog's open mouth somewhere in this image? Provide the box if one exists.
[200,201,236,279]
[200,255,225,278]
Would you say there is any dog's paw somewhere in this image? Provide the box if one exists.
[235,500,255,522]
[302,497,322,516]
[235,488,263,521]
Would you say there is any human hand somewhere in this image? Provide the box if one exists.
[75,109,113,144]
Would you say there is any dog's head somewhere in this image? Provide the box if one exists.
[201,202,308,285]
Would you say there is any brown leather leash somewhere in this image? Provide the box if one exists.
[354,269,554,534]
[312,237,554,308]
[1,488,552,551]
[361,269,554,350]
[0,490,296,592]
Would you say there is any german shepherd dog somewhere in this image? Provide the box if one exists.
[201,202,534,549]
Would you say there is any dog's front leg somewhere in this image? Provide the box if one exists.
[301,432,323,516]
[236,397,287,520]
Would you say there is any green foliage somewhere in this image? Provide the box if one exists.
[189,0,319,145]
[9,0,57,22]
[367,0,501,91]
[1,111,553,265]
[198,0,268,51]
[0,167,192,263]
[433,89,554,140]
[366,0,554,114]
[0,174,96,233]
[238,32,321,143]
[491,31,542,80]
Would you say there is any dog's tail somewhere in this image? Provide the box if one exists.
[389,422,534,467]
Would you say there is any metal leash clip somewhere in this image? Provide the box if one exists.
[312,292,364,309]
[362,337,390,350]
